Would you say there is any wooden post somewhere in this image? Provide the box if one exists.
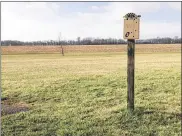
[127,39,135,111]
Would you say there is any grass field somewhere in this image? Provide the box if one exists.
[1,45,181,136]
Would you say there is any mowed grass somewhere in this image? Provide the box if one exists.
[1,51,181,136]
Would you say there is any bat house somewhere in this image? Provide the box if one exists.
[123,13,141,39]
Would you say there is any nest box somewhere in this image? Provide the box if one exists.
[123,13,141,39]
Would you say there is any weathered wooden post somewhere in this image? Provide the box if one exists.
[123,13,141,111]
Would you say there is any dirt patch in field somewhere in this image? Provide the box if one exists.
[1,99,29,116]
[1,44,181,54]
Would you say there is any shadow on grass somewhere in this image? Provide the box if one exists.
[118,106,181,119]
[110,106,181,135]
[56,106,181,135]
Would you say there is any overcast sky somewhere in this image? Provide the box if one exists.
[1,2,181,41]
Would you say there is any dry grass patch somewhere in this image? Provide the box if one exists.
[1,99,30,116]
[2,44,181,54]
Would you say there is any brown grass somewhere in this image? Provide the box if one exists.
[1,44,181,54]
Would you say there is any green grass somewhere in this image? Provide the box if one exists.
[1,52,181,136]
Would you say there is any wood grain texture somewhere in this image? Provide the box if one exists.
[127,39,135,111]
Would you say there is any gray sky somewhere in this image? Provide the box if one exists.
[2,2,181,41]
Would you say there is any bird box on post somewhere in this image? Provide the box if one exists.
[123,13,141,39]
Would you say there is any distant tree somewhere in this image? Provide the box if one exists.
[77,37,81,45]
[58,32,64,56]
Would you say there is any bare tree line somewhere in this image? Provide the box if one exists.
[1,36,181,46]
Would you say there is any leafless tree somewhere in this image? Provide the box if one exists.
[58,32,64,56]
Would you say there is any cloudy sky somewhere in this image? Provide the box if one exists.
[1,2,181,41]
